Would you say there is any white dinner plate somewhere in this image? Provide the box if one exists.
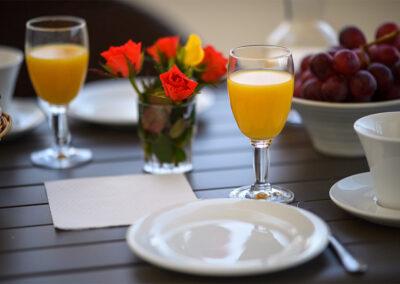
[330,172,400,227]
[6,99,45,138]
[69,79,215,126]
[126,198,329,276]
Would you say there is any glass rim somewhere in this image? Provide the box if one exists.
[26,15,86,32]
[229,44,292,61]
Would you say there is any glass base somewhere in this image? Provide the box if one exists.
[31,147,92,169]
[143,161,192,174]
[229,185,294,203]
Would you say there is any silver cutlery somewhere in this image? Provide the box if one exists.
[294,201,367,274]
[328,235,368,274]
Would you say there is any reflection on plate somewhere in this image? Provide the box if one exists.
[330,172,400,227]
[6,99,45,138]
[69,79,215,126]
[126,199,329,276]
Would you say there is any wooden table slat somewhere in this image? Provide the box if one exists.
[0,126,311,169]
[3,242,400,283]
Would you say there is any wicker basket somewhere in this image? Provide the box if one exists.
[0,112,12,140]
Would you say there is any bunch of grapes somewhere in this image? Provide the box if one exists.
[295,22,400,102]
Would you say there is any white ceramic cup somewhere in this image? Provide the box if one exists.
[0,46,23,113]
[354,112,400,210]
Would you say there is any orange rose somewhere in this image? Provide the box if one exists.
[147,36,179,63]
[160,65,198,102]
[200,45,227,83]
[101,40,143,77]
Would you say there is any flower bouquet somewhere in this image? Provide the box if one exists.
[100,34,227,173]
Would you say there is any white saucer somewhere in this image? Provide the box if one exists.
[126,199,329,276]
[330,172,400,227]
[69,79,215,126]
[6,99,45,138]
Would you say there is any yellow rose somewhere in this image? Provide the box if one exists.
[183,34,204,66]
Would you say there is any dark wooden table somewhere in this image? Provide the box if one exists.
[1,88,399,283]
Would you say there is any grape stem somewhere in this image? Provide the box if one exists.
[362,30,400,51]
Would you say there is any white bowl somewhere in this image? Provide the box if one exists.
[292,97,400,157]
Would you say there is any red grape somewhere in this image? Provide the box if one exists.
[296,22,400,103]
[300,54,313,73]
[349,70,377,102]
[310,53,335,81]
[368,63,394,93]
[294,79,302,97]
[301,69,314,82]
[368,45,380,62]
[321,76,348,102]
[328,46,344,57]
[333,49,361,76]
[301,78,322,100]
[394,36,400,51]
[392,60,400,81]
[354,48,370,69]
[384,84,400,100]
[376,44,400,66]
[339,26,367,49]
[376,22,399,42]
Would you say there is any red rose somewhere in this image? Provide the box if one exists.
[147,36,179,63]
[101,40,142,77]
[160,65,198,102]
[200,45,228,83]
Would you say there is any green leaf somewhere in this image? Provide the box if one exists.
[143,141,152,159]
[138,124,146,141]
[169,119,186,138]
[167,57,175,70]
[153,134,174,163]
[177,47,185,65]
[147,91,172,105]
[157,51,167,68]
[99,63,117,76]
[125,55,135,77]
[174,147,187,164]
[175,126,194,147]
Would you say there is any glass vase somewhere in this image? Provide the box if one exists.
[267,0,337,69]
[138,100,195,174]
[267,0,337,125]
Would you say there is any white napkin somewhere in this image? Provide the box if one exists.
[45,174,197,230]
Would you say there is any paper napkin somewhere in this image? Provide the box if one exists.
[45,174,197,230]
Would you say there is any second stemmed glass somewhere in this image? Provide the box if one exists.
[227,45,295,203]
[25,16,92,169]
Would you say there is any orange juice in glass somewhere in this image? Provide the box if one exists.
[26,44,88,105]
[227,45,294,202]
[26,16,92,169]
[228,70,293,140]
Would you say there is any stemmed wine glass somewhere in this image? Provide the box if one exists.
[227,45,294,202]
[25,16,92,169]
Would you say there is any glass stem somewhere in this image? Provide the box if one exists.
[251,140,272,191]
[49,105,71,157]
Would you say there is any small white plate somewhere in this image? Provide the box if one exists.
[126,199,329,276]
[69,79,215,126]
[330,172,400,227]
[6,99,45,138]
